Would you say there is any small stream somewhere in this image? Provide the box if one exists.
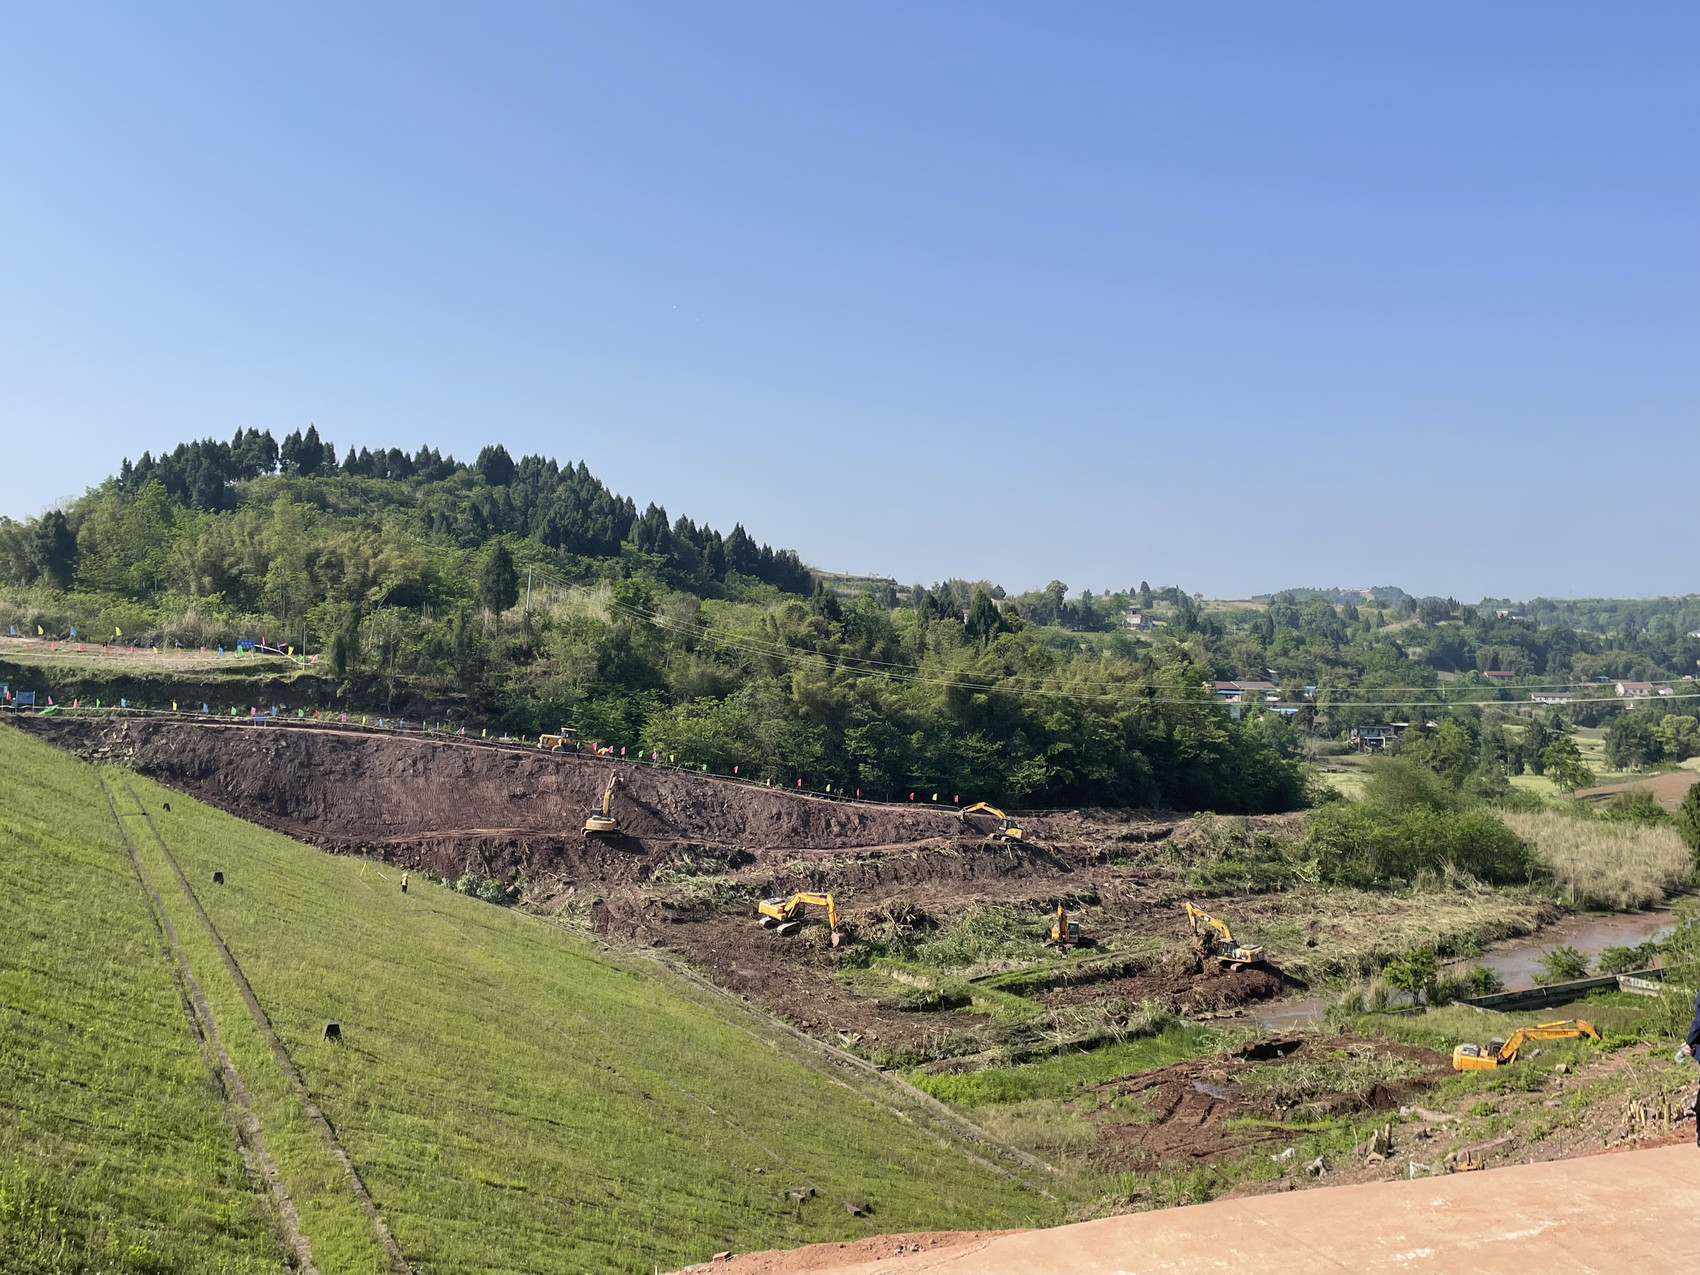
[1255,908,1677,1032]
[1459,910,1674,990]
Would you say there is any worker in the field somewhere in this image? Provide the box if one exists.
[400,872,409,894]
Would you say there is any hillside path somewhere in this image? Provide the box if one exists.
[705,1140,1700,1272]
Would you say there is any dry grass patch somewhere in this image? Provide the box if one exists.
[1503,810,1693,909]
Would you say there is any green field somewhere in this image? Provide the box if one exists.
[0,725,1056,1273]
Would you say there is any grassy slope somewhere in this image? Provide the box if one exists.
[0,726,1054,1274]
[0,727,282,1273]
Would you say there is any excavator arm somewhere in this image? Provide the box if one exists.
[1453,1020,1600,1070]
[960,802,1023,842]
[583,773,621,835]
[757,892,843,945]
[1183,902,1265,967]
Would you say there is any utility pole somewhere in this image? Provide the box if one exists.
[526,567,534,612]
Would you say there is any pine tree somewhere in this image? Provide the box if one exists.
[479,543,520,614]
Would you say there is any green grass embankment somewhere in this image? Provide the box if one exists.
[0,727,283,1272]
[0,725,1056,1273]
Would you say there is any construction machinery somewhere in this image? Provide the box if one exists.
[538,727,579,751]
[583,773,621,836]
[1452,1019,1600,1070]
[1045,904,1081,950]
[1184,901,1265,969]
[960,802,1024,843]
[758,892,843,946]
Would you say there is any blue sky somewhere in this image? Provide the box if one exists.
[2,4,1694,600]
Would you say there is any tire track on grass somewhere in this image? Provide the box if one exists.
[97,773,320,1275]
[121,781,413,1275]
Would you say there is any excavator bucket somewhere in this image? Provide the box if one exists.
[830,930,843,948]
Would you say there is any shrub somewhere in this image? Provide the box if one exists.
[1533,946,1589,984]
[1381,947,1438,999]
[1598,941,1661,975]
[1602,787,1669,826]
[1304,802,1539,888]
[453,870,511,906]
[1432,964,1503,1004]
[1678,782,1700,855]
[1360,757,1457,814]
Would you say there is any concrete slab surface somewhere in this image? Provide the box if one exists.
[790,1142,1700,1273]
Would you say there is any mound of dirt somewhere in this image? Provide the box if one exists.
[1090,1037,1451,1171]
[24,717,964,863]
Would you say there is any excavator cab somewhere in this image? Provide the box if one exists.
[758,892,843,946]
[1045,904,1081,950]
[584,773,620,835]
[960,802,1023,843]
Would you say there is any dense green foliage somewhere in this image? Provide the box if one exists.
[0,435,1306,811]
[1303,758,1542,888]
[5,431,1696,810]
[1679,783,1700,853]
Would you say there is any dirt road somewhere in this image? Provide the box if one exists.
[690,1140,1700,1272]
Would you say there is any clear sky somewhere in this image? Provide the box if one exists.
[2,4,1694,601]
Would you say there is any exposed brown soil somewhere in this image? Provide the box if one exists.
[1087,1036,1452,1172]
[1576,767,1700,810]
[24,717,1292,1053]
[673,1231,1026,1274]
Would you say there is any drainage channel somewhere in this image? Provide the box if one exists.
[120,780,413,1275]
[99,774,320,1275]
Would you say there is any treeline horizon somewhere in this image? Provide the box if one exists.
[1,430,1697,813]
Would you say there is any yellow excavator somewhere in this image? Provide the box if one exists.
[1183,901,1265,969]
[538,727,579,751]
[960,802,1023,842]
[583,773,621,836]
[1452,1019,1599,1070]
[1045,904,1081,950]
[758,892,843,946]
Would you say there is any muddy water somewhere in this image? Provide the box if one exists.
[1256,909,1678,1031]
[1461,910,1674,990]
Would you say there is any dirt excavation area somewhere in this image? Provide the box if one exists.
[20,717,1428,1051]
[28,716,1639,1211]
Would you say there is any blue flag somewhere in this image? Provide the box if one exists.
[69,626,76,638]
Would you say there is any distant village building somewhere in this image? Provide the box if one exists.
[1530,689,1575,705]
[1122,609,1153,631]
[1615,680,1674,706]
[1350,724,1405,752]
[1212,680,1280,704]
[1483,670,1515,681]
[1495,609,1528,621]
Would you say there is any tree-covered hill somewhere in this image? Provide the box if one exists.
[0,431,1305,813]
